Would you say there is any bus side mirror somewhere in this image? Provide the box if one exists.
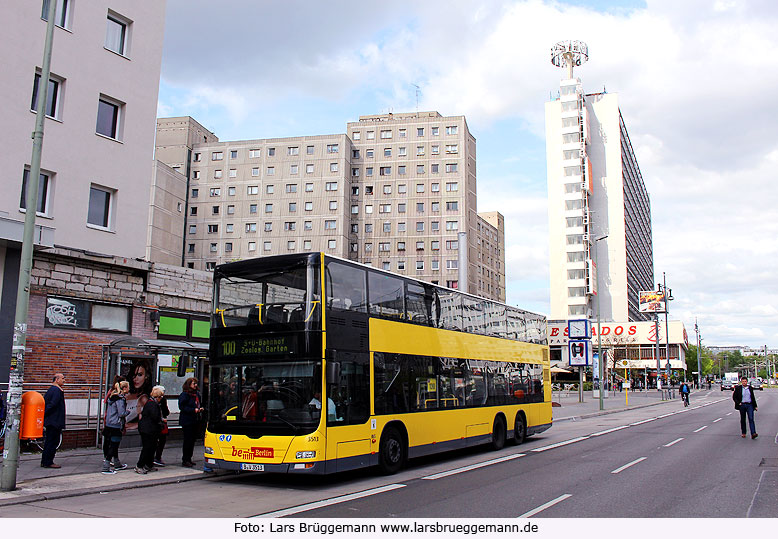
[326,362,341,384]
[178,354,190,378]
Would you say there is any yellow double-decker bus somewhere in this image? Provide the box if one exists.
[204,253,550,474]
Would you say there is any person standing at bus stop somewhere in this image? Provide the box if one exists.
[733,377,758,439]
[179,377,202,467]
[41,373,66,468]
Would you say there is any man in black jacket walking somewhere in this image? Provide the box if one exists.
[733,377,758,439]
[41,373,66,468]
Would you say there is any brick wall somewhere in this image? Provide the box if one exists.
[21,249,214,438]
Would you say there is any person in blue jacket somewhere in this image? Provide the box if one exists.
[41,373,66,468]
[179,377,203,467]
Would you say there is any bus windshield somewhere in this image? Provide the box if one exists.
[214,256,320,328]
[209,361,321,435]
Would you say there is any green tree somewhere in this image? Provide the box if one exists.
[685,344,714,380]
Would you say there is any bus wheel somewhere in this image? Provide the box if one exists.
[512,414,527,445]
[378,426,406,475]
[491,416,506,450]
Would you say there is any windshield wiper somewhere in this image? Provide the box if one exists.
[269,412,300,433]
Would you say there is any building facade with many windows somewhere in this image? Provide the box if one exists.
[0,0,165,384]
[156,112,505,301]
[546,78,654,323]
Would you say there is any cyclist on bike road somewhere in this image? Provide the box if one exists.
[679,381,690,405]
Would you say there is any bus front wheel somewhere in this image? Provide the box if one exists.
[378,426,406,475]
[512,414,527,445]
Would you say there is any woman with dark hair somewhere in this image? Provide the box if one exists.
[179,377,202,467]
[124,360,152,430]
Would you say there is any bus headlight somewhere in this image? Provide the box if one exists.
[296,451,316,459]
[204,446,215,455]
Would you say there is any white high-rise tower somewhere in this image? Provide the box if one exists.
[546,41,654,324]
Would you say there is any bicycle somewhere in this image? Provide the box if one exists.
[31,429,63,452]
[681,392,689,407]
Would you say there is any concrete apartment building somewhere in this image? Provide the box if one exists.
[0,0,166,384]
[157,112,506,302]
[546,75,654,323]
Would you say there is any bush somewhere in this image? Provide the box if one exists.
[583,382,593,391]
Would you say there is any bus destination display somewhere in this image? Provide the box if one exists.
[215,335,296,359]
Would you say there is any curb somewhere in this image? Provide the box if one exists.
[553,397,675,423]
[0,470,212,508]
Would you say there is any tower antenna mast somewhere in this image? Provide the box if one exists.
[551,40,589,79]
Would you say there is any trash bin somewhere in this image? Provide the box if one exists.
[20,391,45,439]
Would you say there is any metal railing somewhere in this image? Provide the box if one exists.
[0,383,103,430]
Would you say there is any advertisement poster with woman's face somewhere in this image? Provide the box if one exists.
[121,358,154,430]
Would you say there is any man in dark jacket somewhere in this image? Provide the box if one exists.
[41,373,66,468]
[733,377,758,439]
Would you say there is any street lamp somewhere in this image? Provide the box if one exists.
[658,273,673,384]
[594,235,608,411]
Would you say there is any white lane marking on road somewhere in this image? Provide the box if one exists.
[252,484,406,517]
[713,418,722,423]
[693,425,708,433]
[630,418,657,426]
[591,425,629,436]
[663,438,684,447]
[726,412,733,416]
[611,456,647,474]
[531,436,589,452]
[518,494,573,518]
[657,413,675,418]
[422,454,525,480]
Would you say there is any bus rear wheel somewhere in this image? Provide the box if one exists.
[512,414,527,445]
[378,426,406,475]
[491,416,506,450]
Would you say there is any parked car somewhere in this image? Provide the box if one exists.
[749,378,763,390]
[721,379,734,391]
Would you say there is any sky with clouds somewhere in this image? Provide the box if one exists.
[158,0,778,348]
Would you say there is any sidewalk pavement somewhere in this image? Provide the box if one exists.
[552,387,692,422]
[0,440,208,508]
[0,388,701,508]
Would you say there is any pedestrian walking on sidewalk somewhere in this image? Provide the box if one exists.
[179,377,202,468]
[102,380,130,474]
[136,386,165,474]
[154,391,170,467]
[41,373,66,469]
[733,377,758,439]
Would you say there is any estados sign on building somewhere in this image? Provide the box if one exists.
[548,321,688,347]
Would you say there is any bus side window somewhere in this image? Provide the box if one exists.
[326,261,367,312]
[368,272,404,319]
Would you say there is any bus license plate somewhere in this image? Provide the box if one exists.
[241,463,264,471]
